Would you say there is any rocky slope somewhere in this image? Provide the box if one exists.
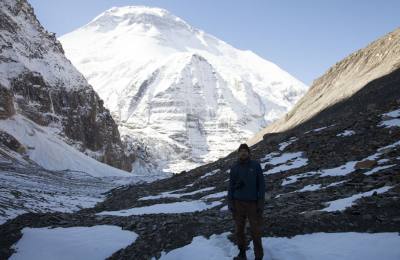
[59,6,307,173]
[0,0,133,171]
[249,27,400,145]
[1,30,400,259]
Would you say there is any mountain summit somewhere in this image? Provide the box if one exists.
[60,6,307,173]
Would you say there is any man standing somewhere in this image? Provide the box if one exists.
[228,143,265,260]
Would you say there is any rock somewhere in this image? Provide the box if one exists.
[355,160,377,169]
[0,131,25,154]
[362,214,374,221]
[0,86,15,119]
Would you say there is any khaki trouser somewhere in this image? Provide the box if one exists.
[232,200,264,259]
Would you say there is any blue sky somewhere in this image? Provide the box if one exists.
[29,0,399,85]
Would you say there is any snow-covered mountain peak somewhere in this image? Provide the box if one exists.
[86,5,193,34]
[60,6,308,173]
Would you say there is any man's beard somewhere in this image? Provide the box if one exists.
[239,155,250,162]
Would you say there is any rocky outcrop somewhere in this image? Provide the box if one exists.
[0,130,24,153]
[10,71,133,170]
[0,86,14,119]
[0,0,133,171]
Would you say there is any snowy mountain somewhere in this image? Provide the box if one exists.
[59,6,308,173]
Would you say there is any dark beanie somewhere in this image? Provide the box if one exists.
[238,143,250,152]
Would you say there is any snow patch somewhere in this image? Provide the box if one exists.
[138,187,215,200]
[362,164,396,176]
[200,169,220,179]
[97,200,222,216]
[336,130,355,137]
[297,184,322,192]
[305,124,335,134]
[281,172,315,186]
[10,225,138,260]
[318,161,358,177]
[326,180,347,187]
[0,115,131,178]
[278,137,298,151]
[321,186,392,212]
[201,191,227,200]
[379,119,400,128]
[158,232,400,260]
[262,152,308,175]
[379,108,400,128]
[382,108,400,118]
[159,232,237,260]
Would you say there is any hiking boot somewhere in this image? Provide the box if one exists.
[233,249,247,260]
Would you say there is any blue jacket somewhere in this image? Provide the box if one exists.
[228,159,265,201]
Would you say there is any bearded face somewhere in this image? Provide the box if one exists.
[238,149,250,161]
